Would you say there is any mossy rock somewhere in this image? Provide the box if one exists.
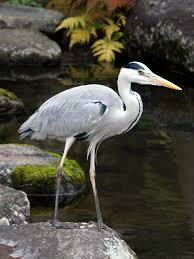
[11,159,86,205]
[0,88,19,101]
[0,144,86,205]
[0,88,24,116]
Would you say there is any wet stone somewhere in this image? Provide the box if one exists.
[0,3,64,35]
[0,222,137,259]
[0,184,30,225]
[125,0,194,72]
[0,29,62,66]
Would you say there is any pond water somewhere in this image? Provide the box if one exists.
[1,63,194,259]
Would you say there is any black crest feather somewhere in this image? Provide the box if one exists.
[123,62,145,70]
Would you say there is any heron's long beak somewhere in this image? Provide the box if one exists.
[150,74,182,91]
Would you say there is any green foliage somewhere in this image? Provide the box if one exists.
[56,15,87,31]
[56,14,97,49]
[91,17,124,62]
[56,9,128,63]
[8,0,42,7]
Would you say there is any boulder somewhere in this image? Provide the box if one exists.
[0,222,137,259]
[0,29,61,66]
[0,144,86,204]
[0,3,64,35]
[0,88,24,116]
[0,184,30,225]
[125,0,194,72]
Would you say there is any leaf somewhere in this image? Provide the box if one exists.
[91,38,124,63]
[69,26,97,48]
[112,31,123,41]
[116,14,127,27]
[103,18,120,39]
[56,15,86,31]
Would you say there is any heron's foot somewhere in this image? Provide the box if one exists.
[97,220,108,231]
[51,218,61,228]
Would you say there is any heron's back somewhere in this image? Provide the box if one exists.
[18,84,123,140]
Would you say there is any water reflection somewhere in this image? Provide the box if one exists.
[0,64,194,258]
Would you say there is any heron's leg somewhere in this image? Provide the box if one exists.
[89,147,103,230]
[53,137,75,226]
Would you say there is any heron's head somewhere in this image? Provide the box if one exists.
[120,61,182,90]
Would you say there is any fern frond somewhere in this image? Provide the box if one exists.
[91,38,124,63]
[56,15,86,31]
[104,23,120,40]
[69,26,97,48]
[112,31,123,41]
[116,14,127,27]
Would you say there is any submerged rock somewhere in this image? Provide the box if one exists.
[0,184,30,225]
[0,222,137,259]
[126,0,194,72]
[0,3,64,35]
[0,66,60,81]
[0,29,61,66]
[0,88,23,116]
[0,144,86,204]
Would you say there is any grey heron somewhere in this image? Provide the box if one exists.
[18,62,182,229]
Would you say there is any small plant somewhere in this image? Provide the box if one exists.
[91,16,125,62]
[8,0,42,7]
[56,13,97,49]
[55,0,134,63]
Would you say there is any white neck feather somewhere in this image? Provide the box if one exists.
[117,71,132,108]
[116,69,143,134]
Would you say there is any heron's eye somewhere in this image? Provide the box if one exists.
[138,69,144,75]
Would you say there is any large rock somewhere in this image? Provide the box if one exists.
[126,0,194,72]
[0,222,137,259]
[0,3,64,35]
[0,184,30,225]
[0,29,61,66]
[0,144,86,204]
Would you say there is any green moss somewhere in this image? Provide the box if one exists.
[12,165,56,194]
[11,159,85,194]
[0,88,20,101]
[47,151,62,159]
[64,159,85,184]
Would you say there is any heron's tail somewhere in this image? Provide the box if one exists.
[18,127,33,140]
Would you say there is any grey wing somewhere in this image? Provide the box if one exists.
[18,85,113,140]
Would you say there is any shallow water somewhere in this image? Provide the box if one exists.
[1,64,194,258]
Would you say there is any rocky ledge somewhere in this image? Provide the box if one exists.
[0,29,61,66]
[0,3,64,66]
[126,0,194,72]
[0,222,137,259]
[0,3,64,35]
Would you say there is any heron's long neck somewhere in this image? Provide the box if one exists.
[117,74,132,108]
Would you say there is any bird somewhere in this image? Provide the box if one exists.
[18,61,182,230]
